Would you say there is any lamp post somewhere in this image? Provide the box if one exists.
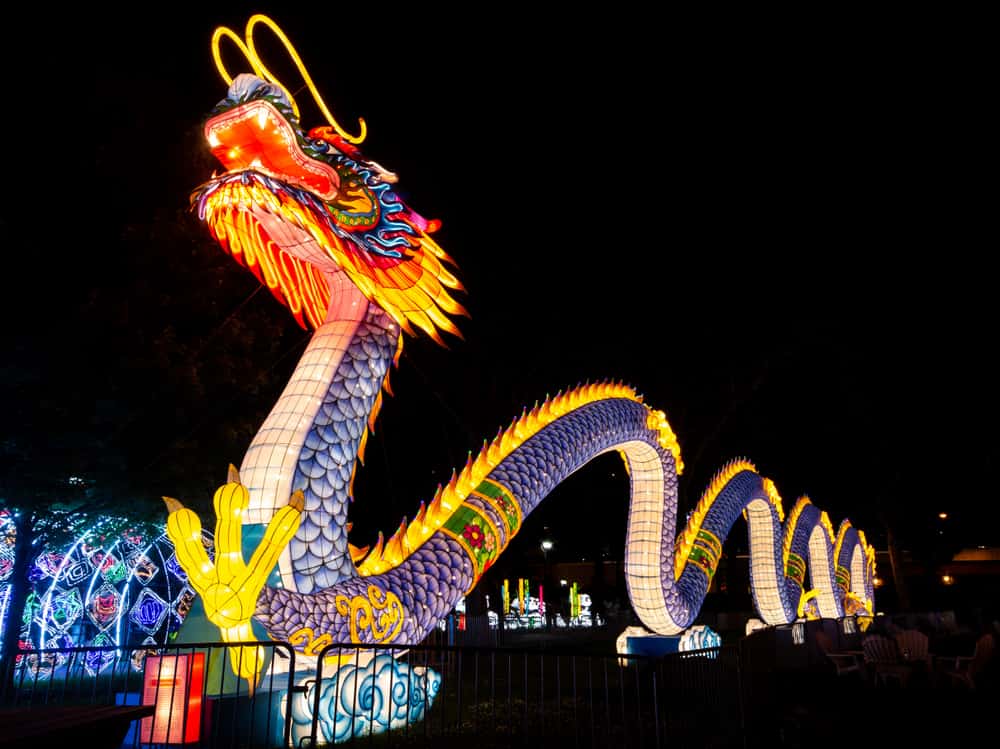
[541,539,553,627]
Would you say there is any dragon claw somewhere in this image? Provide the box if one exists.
[164,470,304,691]
[162,496,184,514]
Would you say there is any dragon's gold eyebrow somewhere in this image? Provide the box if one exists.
[211,13,367,145]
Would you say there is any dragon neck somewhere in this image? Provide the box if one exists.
[240,272,398,593]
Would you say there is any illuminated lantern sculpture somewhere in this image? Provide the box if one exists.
[0,510,203,678]
[165,13,876,728]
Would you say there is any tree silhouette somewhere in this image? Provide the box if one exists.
[0,166,305,668]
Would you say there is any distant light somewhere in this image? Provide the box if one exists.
[941,574,955,585]
[541,540,553,551]
[792,622,806,645]
[938,512,948,520]
[873,576,884,588]
[559,579,567,587]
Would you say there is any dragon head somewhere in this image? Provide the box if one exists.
[190,73,466,343]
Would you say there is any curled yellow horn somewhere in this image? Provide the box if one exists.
[210,13,367,144]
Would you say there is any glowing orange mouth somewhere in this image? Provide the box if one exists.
[204,99,340,201]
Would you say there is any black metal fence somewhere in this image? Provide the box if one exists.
[0,640,297,748]
[0,637,746,748]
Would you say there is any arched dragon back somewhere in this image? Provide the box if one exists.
[165,14,876,692]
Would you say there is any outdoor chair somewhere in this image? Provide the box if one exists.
[894,628,933,672]
[815,630,862,678]
[942,633,995,690]
[862,633,913,687]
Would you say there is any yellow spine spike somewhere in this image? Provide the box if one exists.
[859,529,874,569]
[427,485,445,523]
[441,482,461,513]
[675,459,758,580]
[568,387,582,410]
[500,422,517,454]
[552,389,569,415]
[456,455,476,497]
[356,531,385,575]
[761,478,785,522]
[524,404,535,430]
[833,520,852,569]
[348,543,371,563]
[859,531,876,576]
[368,390,384,433]
[617,449,631,477]
[551,394,566,419]
[513,408,528,441]
[487,431,503,464]
[405,517,427,551]
[382,518,408,566]
[440,472,459,512]
[392,335,404,367]
[348,461,358,502]
[472,443,491,477]
[646,408,684,474]
[357,428,369,465]
[782,496,813,569]
[370,531,385,560]
[528,401,542,426]
[818,511,835,542]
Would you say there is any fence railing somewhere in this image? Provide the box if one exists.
[0,638,745,748]
[0,640,297,748]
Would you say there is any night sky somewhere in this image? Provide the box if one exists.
[3,10,994,569]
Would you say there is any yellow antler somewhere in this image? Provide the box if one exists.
[210,13,367,144]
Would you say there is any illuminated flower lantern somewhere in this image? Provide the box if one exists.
[164,13,876,737]
[0,510,204,679]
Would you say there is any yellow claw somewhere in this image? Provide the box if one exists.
[163,469,304,692]
[797,588,821,619]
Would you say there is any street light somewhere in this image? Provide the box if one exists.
[541,539,553,627]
